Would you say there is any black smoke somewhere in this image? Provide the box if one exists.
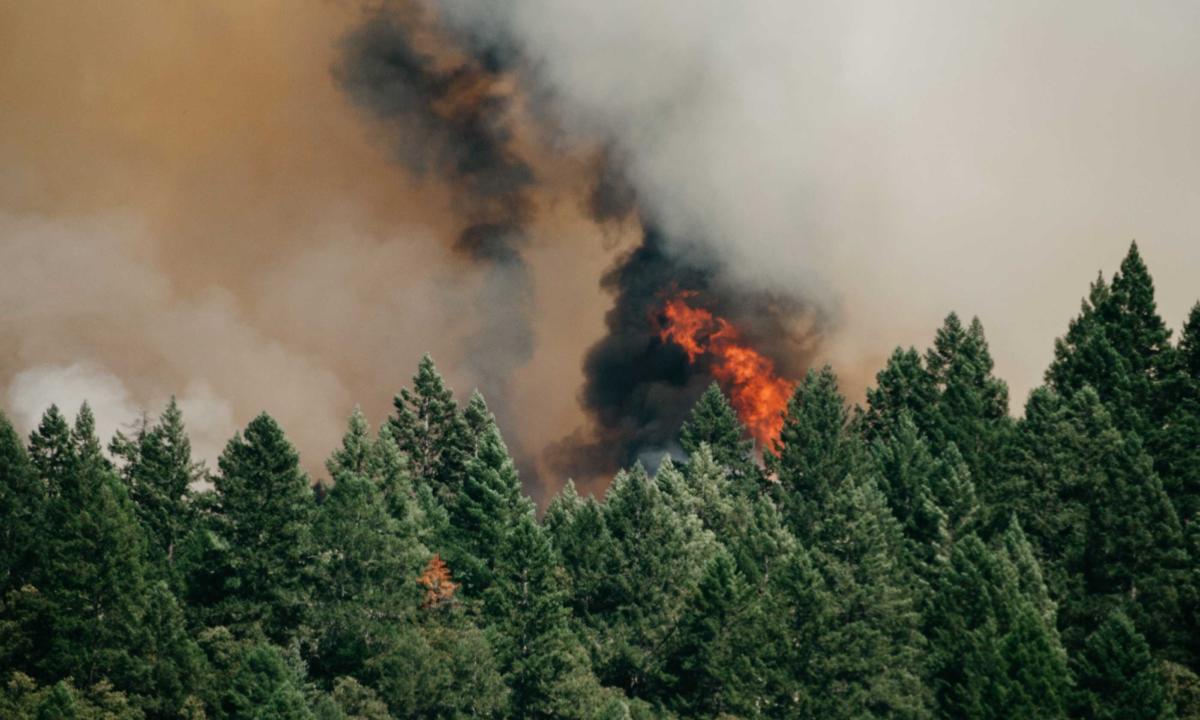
[337,4,537,476]
[546,224,823,488]
[337,3,825,494]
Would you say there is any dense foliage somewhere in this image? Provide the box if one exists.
[2,243,1198,718]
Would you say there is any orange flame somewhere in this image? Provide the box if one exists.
[658,292,795,448]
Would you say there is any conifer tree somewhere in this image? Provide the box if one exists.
[678,383,757,486]
[309,409,425,684]
[0,410,38,595]
[27,405,152,687]
[485,514,603,719]
[769,365,858,540]
[1007,386,1188,658]
[1048,243,1175,440]
[544,481,617,621]
[925,533,1069,719]
[659,547,768,718]
[386,355,472,505]
[444,395,532,595]
[366,555,508,719]
[206,413,314,644]
[1072,610,1173,720]
[1158,302,1200,524]
[596,464,716,697]
[805,476,930,719]
[110,398,205,576]
[14,405,200,717]
[864,347,939,442]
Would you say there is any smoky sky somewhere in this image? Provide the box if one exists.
[2,1,1199,500]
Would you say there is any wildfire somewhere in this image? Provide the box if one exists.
[657,292,795,448]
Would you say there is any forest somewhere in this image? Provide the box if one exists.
[0,242,1197,719]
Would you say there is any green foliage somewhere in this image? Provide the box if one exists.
[386,355,472,505]
[204,413,315,644]
[309,409,426,685]
[0,248,1197,719]
[1071,610,1173,720]
[678,383,758,486]
[110,398,206,577]
[925,532,1069,719]
[769,365,858,540]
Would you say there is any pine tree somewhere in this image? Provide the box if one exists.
[0,410,39,595]
[769,365,858,541]
[309,409,426,684]
[544,481,617,622]
[206,413,314,644]
[444,395,532,595]
[110,398,205,577]
[596,464,717,697]
[485,514,603,719]
[366,558,508,719]
[925,532,1069,719]
[12,404,201,717]
[386,355,472,505]
[678,383,757,486]
[659,547,766,718]
[27,405,152,686]
[1006,386,1188,658]
[1071,610,1173,720]
[1158,302,1200,525]
[925,314,1012,488]
[1048,243,1174,440]
[804,476,930,719]
[864,347,939,442]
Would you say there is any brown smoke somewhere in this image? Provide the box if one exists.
[0,0,619,495]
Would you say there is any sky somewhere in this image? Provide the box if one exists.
[2,0,1198,497]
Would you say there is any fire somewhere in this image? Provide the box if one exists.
[658,292,795,448]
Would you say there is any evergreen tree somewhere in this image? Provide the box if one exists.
[386,355,472,505]
[769,365,857,540]
[544,481,617,622]
[110,398,205,576]
[925,314,1012,487]
[0,410,39,594]
[1158,302,1200,524]
[444,395,532,596]
[1006,386,1188,658]
[865,346,940,443]
[678,383,757,486]
[595,464,716,698]
[659,547,769,718]
[309,409,426,684]
[485,514,603,719]
[206,413,314,644]
[1071,610,1173,720]
[804,476,930,719]
[14,405,200,717]
[1048,242,1174,440]
[199,629,313,720]
[925,533,1068,719]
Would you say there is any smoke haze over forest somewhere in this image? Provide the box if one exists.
[3,0,1199,497]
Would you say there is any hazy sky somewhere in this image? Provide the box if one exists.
[2,0,1198,496]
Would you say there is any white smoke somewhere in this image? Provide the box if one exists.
[6,361,234,465]
[441,0,1200,404]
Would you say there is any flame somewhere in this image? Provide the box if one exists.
[658,292,795,448]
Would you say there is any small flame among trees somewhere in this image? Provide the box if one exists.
[658,291,795,448]
[418,554,459,609]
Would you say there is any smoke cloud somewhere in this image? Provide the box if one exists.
[2,1,1199,500]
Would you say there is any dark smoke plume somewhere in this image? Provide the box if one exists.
[547,224,824,487]
[338,2,825,491]
[337,3,537,475]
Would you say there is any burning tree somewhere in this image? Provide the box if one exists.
[657,291,795,448]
